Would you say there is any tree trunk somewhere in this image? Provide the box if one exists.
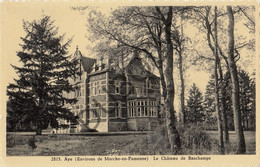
[156,6,180,154]
[217,49,229,145]
[158,64,167,101]
[219,78,229,145]
[178,50,185,125]
[214,6,224,154]
[227,6,246,154]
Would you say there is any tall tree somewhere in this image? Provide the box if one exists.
[190,6,230,146]
[213,6,224,154]
[171,20,188,125]
[7,15,80,135]
[238,70,252,130]
[227,6,246,154]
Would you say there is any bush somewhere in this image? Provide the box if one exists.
[122,124,171,155]
[28,136,37,150]
[6,136,15,147]
[123,123,219,155]
[178,124,219,154]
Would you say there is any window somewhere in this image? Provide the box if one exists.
[129,85,135,95]
[137,106,141,116]
[94,82,97,95]
[127,101,138,117]
[90,81,106,96]
[115,81,120,94]
[90,103,105,119]
[97,82,101,95]
[136,87,140,97]
[144,106,148,116]
[102,85,106,94]
[133,107,136,117]
[127,107,131,117]
[148,80,152,89]
[115,101,121,118]
[149,101,157,117]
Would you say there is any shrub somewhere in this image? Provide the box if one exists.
[6,136,15,147]
[28,136,37,150]
[122,124,171,155]
[178,124,219,154]
[147,124,171,155]
[123,123,219,155]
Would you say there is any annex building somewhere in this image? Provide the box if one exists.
[56,47,161,133]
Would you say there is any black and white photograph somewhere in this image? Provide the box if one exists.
[1,1,258,166]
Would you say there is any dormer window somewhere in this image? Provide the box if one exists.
[92,62,97,72]
[115,81,120,94]
[101,63,105,70]
[95,64,98,71]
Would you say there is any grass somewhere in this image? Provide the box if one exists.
[7,134,146,156]
[206,131,256,154]
[6,131,256,156]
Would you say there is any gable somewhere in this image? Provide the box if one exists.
[126,58,147,76]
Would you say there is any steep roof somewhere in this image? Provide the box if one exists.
[81,56,96,73]
[126,52,159,79]
[73,47,96,73]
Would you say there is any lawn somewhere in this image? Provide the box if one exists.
[6,131,256,156]
[7,133,148,156]
[206,131,256,154]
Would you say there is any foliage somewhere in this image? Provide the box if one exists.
[185,83,205,124]
[177,125,219,154]
[204,70,256,131]
[7,130,256,156]
[28,136,37,150]
[225,70,255,130]
[6,15,80,134]
[6,136,16,148]
[123,123,219,155]
[203,74,218,130]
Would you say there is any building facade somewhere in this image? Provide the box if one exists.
[59,48,161,133]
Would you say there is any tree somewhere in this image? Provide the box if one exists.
[212,6,225,154]
[224,70,256,131]
[6,15,80,135]
[203,75,218,130]
[248,74,255,130]
[227,6,246,154]
[171,18,189,125]
[185,83,205,124]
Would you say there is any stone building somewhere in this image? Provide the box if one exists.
[59,48,161,133]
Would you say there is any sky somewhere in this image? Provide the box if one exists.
[1,3,90,101]
[0,3,256,112]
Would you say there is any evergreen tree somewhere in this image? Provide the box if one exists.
[7,15,80,135]
[203,75,218,130]
[248,75,255,130]
[225,70,255,131]
[204,70,256,131]
[238,70,255,130]
[186,83,205,124]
